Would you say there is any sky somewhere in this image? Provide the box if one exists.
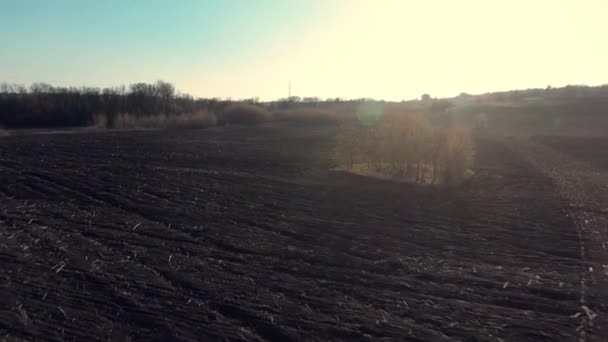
[0,0,607,100]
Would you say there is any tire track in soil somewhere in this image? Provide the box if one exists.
[508,137,608,342]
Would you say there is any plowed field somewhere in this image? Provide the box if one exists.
[1,124,605,341]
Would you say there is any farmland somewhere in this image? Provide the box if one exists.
[1,123,607,341]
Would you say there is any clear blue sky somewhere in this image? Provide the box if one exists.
[1,0,607,100]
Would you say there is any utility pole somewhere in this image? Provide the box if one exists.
[288,81,292,99]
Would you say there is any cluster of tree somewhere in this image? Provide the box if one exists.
[333,110,474,185]
[0,81,231,128]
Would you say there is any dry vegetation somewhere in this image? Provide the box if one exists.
[130,111,217,129]
[94,111,218,129]
[334,110,475,185]
[92,104,276,130]
[92,113,109,128]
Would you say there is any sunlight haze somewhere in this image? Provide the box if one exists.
[1,0,606,100]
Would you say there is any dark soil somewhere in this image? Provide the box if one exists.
[0,123,604,341]
[534,135,608,172]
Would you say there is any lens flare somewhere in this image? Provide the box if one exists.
[356,102,383,127]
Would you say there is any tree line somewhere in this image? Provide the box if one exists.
[2,80,608,129]
[0,80,388,128]
[0,81,231,128]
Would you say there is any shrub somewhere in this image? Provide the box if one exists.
[219,104,271,125]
